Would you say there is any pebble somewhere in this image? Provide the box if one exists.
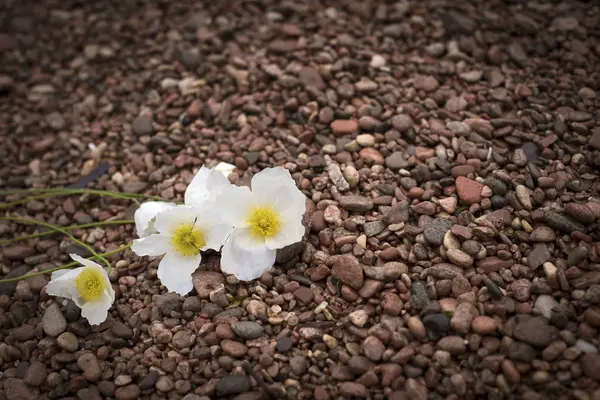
[42,303,67,337]
[576,339,597,353]
[349,309,369,327]
[450,302,478,334]
[423,218,454,246]
[565,203,596,223]
[57,332,79,352]
[455,176,485,204]
[4,378,38,400]
[534,295,559,320]
[331,120,359,135]
[446,249,474,268]
[78,353,102,381]
[581,353,600,381]
[423,313,451,340]
[528,243,551,270]
[515,185,532,210]
[339,382,369,398]
[115,384,141,400]
[459,70,482,82]
[362,336,385,361]
[411,281,430,311]
[331,254,364,290]
[215,375,251,396]
[24,361,47,386]
[414,75,439,92]
[2,244,35,260]
[232,321,264,340]
[513,316,559,347]
[276,336,293,353]
[327,162,350,192]
[156,376,174,392]
[343,166,360,187]
[131,115,154,135]
[407,316,427,340]
[290,355,308,375]
[339,195,374,213]
[529,226,556,242]
[471,316,497,335]
[385,152,409,170]
[543,211,585,234]
[192,271,225,299]
[364,262,408,281]
[437,336,466,354]
[383,201,409,224]
[356,134,375,147]
[221,339,248,357]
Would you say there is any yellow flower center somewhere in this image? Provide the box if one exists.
[171,223,206,256]
[248,206,281,239]
[76,267,108,302]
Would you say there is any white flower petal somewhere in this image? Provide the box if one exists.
[250,166,294,192]
[157,251,202,295]
[134,201,177,237]
[251,167,305,217]
[214,162,236,178]
[46,268,83,300]
[80,294,112,325]
[215,185,256,227]
[69,254,104,270]
[220,228,276,281]
[131,234,171,257]
[265,216,305,250]
[153,205,201,235]
[201,220,234,251]
[185,166,231,208]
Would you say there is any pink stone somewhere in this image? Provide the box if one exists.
[415,146,435,161]
[438,197,457,214]
[455,176,484,204]
[359,148,384,164]
[331,119,359,135]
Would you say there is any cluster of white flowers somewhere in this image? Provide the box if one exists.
[46,165,306,325]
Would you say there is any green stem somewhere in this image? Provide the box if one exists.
[0,243,132,283]
[0,219,135,245]
[0,217,112,272]
[0,188,165,210]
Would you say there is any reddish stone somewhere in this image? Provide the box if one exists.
[331,119,359,135]
[477,257,515,273]
[359,148,384,164]
[455,176,485,204]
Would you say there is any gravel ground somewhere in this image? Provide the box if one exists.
[1,0,600,399]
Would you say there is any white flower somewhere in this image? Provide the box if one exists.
[134,166,231,237]
[184,165,232,208]
[214,162,236,179]
[217,166,306,281]
[134,201,177,237]
[46,254,115,325]
[131,205,232,295]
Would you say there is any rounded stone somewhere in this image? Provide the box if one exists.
[57,332,79,352]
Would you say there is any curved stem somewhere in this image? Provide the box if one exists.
[0,219,135,245]
[0,216,112,272]
[0,188,165,210]
[0,243,132,283]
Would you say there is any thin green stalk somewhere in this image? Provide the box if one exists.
[0,216,111,272]
[0,188,165,210]
[0,188,164,199]
[0,243,132,283]
[0,219,135,245]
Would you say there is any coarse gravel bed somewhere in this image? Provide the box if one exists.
[1,0,600,399]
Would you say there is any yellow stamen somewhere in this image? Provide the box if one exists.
[171,223,205,256]
[248,206,281,239]
[76,267,108,302]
